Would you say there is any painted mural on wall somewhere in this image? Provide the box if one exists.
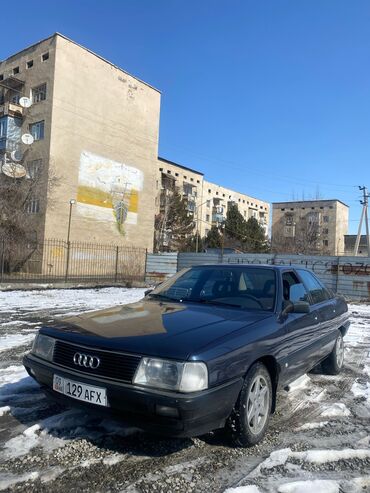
[76,151,143,235]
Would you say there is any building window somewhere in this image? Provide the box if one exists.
[206,214,210,222]
[30,121,45,140]
[27,60,34,69]
[0,74,3,81]
[208,189,211,193]
[322,228,329,235]
[32,83,47,103]
[285,214,294,226]
[323,216,329,223]
[323,239,329,247]
[281,208,285,211]
[197,180,200,183]
[190,177,193,182]
[216,191,219,195]
[159,167,163,171]
[0,117,6,137]
[13,66,20,75]
[42,52,49,62]
[206,200,210,208]
[27,159,42,179]
[25,198,40,214]
[184,175,187,179]
[175,172,179,176]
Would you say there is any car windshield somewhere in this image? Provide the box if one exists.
[149,267,276,311]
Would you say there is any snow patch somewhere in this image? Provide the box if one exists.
[0,333,35,352]
[295,421,328,431]
[320,402,351,417]
[287,375,311,392]
[224,486,262,493]
[278,479,339,493]
[0,405,10,416]
[0,471,39,490]
[351,380,370,404]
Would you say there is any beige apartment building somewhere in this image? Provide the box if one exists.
[157,157,270,245]
[271,199,349,255]
[0,33,160,252]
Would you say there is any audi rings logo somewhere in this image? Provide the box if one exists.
[73,352,101,369]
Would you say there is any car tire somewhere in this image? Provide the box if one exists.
[226,362,272,447]
[322,331,345,375]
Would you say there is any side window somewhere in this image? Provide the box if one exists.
[296,270,328,305]
[282,271,309,303]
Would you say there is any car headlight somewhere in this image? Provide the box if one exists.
[31,334,56,362]
[133,358,208,393]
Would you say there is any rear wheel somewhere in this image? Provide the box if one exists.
[322,331,344,375]
[226,362,272,447]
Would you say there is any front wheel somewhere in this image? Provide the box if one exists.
[226,362,272,447]
[322,331,344,375]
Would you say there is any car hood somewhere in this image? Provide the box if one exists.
[41,299,273,360]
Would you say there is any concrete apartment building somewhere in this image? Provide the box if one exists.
[0,33,160,251]
[271,199,349,255]
[157,157,269,242]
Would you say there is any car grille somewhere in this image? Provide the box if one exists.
[52,340,141,383]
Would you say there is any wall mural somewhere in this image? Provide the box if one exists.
[77,151,143,235]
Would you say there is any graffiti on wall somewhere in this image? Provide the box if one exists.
[76,151,143,235]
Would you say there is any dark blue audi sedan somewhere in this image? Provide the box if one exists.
[23,265,349,446]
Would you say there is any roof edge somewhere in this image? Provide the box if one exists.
[272,199,349,208]
[0,32,161,94]
[158,156,204,176]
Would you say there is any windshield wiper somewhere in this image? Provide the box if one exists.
[188,299,242,308]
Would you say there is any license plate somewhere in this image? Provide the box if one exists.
[53,375,108,407]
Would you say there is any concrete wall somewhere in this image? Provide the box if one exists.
[44,35,161,251]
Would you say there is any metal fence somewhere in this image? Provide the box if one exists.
[0,239,147,284]
[145,252,178,283]
[146,252,370,301]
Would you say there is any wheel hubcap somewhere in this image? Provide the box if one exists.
[336,335,344,368]
[246,375,269,435]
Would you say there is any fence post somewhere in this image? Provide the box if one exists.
[65,241,71,282]
[144,248,148,281]
[114,246,119,283]
[0,238,4,283]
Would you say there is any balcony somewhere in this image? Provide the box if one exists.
[186,201,196,212]
[0,102,24,118]
[212,213,224,224]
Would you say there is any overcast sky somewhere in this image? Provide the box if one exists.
[2,0,369,234]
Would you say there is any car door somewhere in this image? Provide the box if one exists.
[295,269,338,361]
[278,270,321,385]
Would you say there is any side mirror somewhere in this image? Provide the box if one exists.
[279,300,310,322]
[292,301,310,313]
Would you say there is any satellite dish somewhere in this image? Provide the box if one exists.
[11,149,23,162]
[21,133,34,145]
[2,163,27,179]
[19,97,32,108]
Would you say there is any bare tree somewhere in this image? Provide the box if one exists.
[0,155,59,272]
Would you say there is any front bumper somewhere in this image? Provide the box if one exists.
[23,354,243,438]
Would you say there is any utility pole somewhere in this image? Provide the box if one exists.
[353,186,370,257]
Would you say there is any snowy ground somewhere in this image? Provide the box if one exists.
[0,288,369,493]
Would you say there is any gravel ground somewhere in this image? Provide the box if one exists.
[0,288,369,492]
